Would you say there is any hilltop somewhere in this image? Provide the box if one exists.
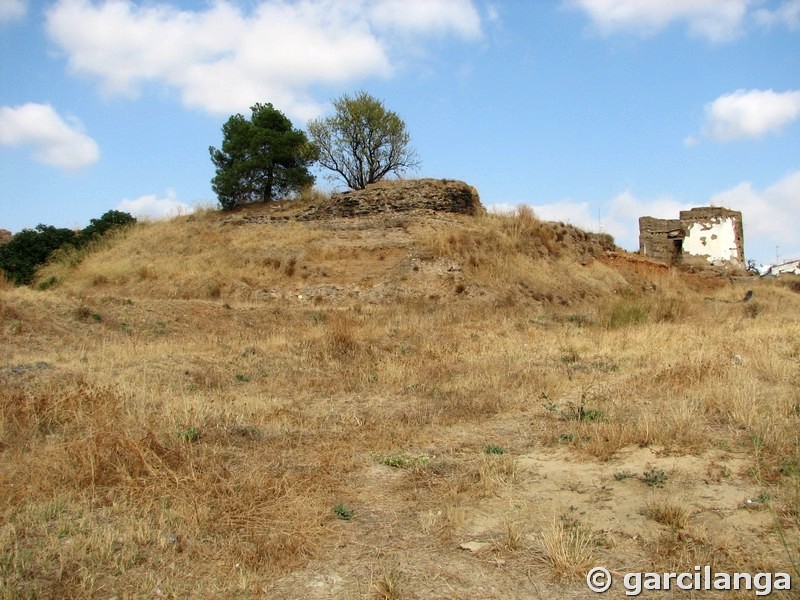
[1,184,799,599]
[29,179,668,309]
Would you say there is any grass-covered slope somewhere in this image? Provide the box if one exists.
[35,204,651,306]
[1,205,799,598]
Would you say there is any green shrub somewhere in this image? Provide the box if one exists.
[0,224,77,285]
[0,211,136,286]
[333,503,354,520]
[78,210,137,245]
[641,468,668,487]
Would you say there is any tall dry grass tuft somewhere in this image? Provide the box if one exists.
[323,311,362,360]
[209,472,326,570]
[372,565,404,600]
[537,517,596,579]
[504,204,560,257]
[1,376,116,447]
[642,495,691,529]
[295,185,330,206]
[476,452,519,496]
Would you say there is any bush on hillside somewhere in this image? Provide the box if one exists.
[0,210,136,286]
[0,225,78,285]
[79,210,137,245]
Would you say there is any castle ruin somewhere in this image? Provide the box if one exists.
[639,207,744,268]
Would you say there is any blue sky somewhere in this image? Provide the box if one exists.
[1,0,799,266]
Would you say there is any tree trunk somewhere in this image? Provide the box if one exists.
[264,166,274,202]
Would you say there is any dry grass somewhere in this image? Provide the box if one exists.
[372,566,404,600]
[536,517,596,579]
[418,207,622,306]
[642,495,691,529]
[495,519,526,553]
[1,205,799,597]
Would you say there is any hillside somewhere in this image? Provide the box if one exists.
[1,194,799,599]
[31,188,619,306]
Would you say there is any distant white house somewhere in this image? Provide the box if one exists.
[763,259,800,277]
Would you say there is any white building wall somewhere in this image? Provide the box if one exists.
[767,260,800,276]
[683,217,740,265]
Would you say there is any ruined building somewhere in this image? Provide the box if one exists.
[639,207,744,268]
[305,178,484,219]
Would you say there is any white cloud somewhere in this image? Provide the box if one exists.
[0,102,99,170]
[45,0,482,120]
[567,0,752,42]
[116,189,194,219]
[529,200,596,228]
[702,88,800,141]
[709,171,800,262]
[682,135,699,147]
[755,0,800,30]
[0,0,25,25]
[369,0,481,38]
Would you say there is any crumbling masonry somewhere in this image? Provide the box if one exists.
[639,207,744,268]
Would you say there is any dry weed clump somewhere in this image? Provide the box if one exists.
[1,375,116,447]
[476,452,519,495]
[496,519,527,553]
[642,495,691,529]
[295,185,330,206]
[207,473,327,570]
[371,565,404,600]
[537,517,596,579]
[322,310,364,360]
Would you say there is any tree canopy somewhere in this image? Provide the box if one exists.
[308,91,419,190]
[209,103,317,210]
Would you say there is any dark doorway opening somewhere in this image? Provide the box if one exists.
[671,239,683,264]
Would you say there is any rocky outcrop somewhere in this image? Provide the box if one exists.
[302,178,484,219]
[0,229,11,244]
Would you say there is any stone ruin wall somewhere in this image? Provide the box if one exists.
[638,217,683,262]
[305,178,485,219]
[639,207,744,268]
